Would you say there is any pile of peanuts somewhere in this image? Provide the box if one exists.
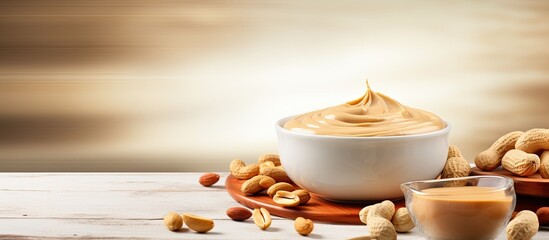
[228,153,314,235]
[439,145,472,185]
[162,143,548,239]
[475,128,549,178]
[231,154,312,208]
[163,153,314,236]
[357,200,415,240]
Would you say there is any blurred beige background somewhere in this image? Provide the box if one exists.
[0,0,548,171]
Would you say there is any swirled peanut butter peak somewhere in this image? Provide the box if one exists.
[283,82,445,137]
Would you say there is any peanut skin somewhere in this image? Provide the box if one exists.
[294,217,314,236]
[502,149,540,177]
[230,159,260,180]
[506,210,538,240]
[536,207,549,226]
[475,131,524,171]
[241,175,275,195]
[539,150,549,179]
[515,128,549,153]
[367,217,397,240]
[391,207,415,233]
[260,166,292,182]
[447,145,464,159]
[258,153,281,166]
[441,156,471,179]
[360,200,395,225]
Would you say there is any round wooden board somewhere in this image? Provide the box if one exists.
[225,174,405,224]
[470,167,549,198]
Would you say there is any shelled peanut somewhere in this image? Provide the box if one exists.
[229,154,312,209]
[267,182,295,197]
[241,175,276,195]
[163,212,215,233]
[252,207,272,230]
[174,153,314,236]
[359,200,414,240]
[294,217,314,236]
[273,190,300,207]
[183,213,215,233]
[474,128,549,178]
[163,212,184,231]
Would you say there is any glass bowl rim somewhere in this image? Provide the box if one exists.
[401,175,514,197]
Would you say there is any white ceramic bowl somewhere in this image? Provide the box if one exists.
[275,116,451,201]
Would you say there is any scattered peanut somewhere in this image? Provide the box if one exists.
[366,200,395,223]
[358,200,401,239]
[367,217,397,240]
[273,190,301,207]
[226,207,252,221]
[163,212,183,231]
[540,151,549,179]
[198,173,220,187]
[441,145,471,186]
[441,157,471,178]
[506,210,538,240]
[252,207,272,230]
[182,213,214,233]
[475,131,523,171]
[502,149,540,177]
[230,159,260,180]
[258,153,281,166]
[267,182,295,197]
[294,217,314,236]
[447,145,464,159]
[260,165,292,182]
[360,200,395,224]
[515,128,549,153]
[241,175,276,195]
[536,207,549,226]
[258,176,276,189]
[293,189,311,205]
[359,205,373,225]
[391,208,415,233]
[259,161,276,172]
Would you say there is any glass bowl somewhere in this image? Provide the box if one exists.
[401,176,516,240]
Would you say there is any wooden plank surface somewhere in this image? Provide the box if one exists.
[0,173,546,239]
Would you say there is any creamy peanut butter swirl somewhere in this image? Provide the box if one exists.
[283,82,445,136]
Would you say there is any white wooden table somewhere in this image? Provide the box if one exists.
[0,173,547,239]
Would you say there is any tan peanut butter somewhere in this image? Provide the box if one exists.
[283,82,445,136]
[412,186,513,240]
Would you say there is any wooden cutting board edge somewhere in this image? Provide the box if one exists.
[226,174,548,225]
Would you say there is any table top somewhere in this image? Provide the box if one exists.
[0,173,547,239]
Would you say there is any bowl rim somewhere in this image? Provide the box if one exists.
[275,115,451,140]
